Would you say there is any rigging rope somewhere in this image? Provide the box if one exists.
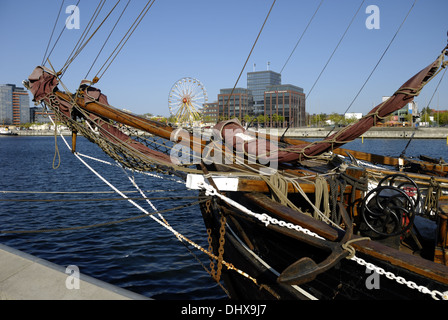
[424,67,447,112]
[64,0,107,70]
[42,0,82,67]
[341,0,418,117]
[85,0,132,79]
[94,0,157,82]
[14,117,254,294]
[41,0,66,65]
[307,0,365,99]
[0,196,206,203]
[224,0,276,111]
[59,0,122,77]
[280,0,324,74]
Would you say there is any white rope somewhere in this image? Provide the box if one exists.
[199,181,324,239]
[46,118,259,286]
[48,118,448,300]
[76,152,185,184]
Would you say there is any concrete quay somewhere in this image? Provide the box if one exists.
[9,127,448,139]
[0,244,150,300]
[15,129,72,136]
[254,127,448,139]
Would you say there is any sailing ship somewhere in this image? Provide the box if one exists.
[23,41,448,299]
[16,0,448,300]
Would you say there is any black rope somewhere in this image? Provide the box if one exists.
[94,0,157,81]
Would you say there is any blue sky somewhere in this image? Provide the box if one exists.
[0,0,447,117]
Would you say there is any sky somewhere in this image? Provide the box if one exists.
[0,0,447,117]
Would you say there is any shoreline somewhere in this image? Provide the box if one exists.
[7,127,448,139]
[254,127,448,139]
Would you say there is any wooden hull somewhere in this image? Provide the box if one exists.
[200,191,448,300]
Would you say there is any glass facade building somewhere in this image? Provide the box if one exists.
[247,70,281,116]
[207,69,306,127]
[30,106,55,123]
[0,84,30,125]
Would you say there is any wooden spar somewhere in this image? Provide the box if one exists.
[54,91,208,152]
[71,129,77,153]
[244,131,401,166]
[351,237,448,285]
[55,90,446,175]
[270,134,448,174]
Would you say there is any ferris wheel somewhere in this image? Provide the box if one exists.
[168,77,208,125]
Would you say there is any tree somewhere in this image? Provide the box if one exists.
[437,111,448,126]
[271,113,279,128]
[141,113,154,118]
[328,113,343,126]
[256,114,267,128]
[278,115,285,127]
[311,113,327,127]
[421,106,433,116]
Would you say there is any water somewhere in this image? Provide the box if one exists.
[1,135,447,300]
[0,135,225,299]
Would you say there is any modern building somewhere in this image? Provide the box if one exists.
[202,101,219,123]
[205,66,306,127]
[345,112,363,120]
[247,70,281,116]
[382,96,418,124]
[264,84,306,128]
[30,106,55,123]
[0,84,30,125]
[217,88,253,121]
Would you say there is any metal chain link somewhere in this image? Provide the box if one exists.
[200,182,448,300]
[352,256,448,300]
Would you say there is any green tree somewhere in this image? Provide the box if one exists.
[278,115,285,127]
[271,113,279,128]
[311,113,327,127]
[328,113,343,126]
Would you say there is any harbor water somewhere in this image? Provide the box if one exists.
[1,135,447,299]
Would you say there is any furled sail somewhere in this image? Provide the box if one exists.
[25,66,176,170]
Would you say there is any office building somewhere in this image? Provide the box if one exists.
[202,102,219,123]
[30,106,56,123]
[206,65,306,127]
[264,84,306,128]
[218,88,253,121]
[0,84,30,125]
[247,70,281,116]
